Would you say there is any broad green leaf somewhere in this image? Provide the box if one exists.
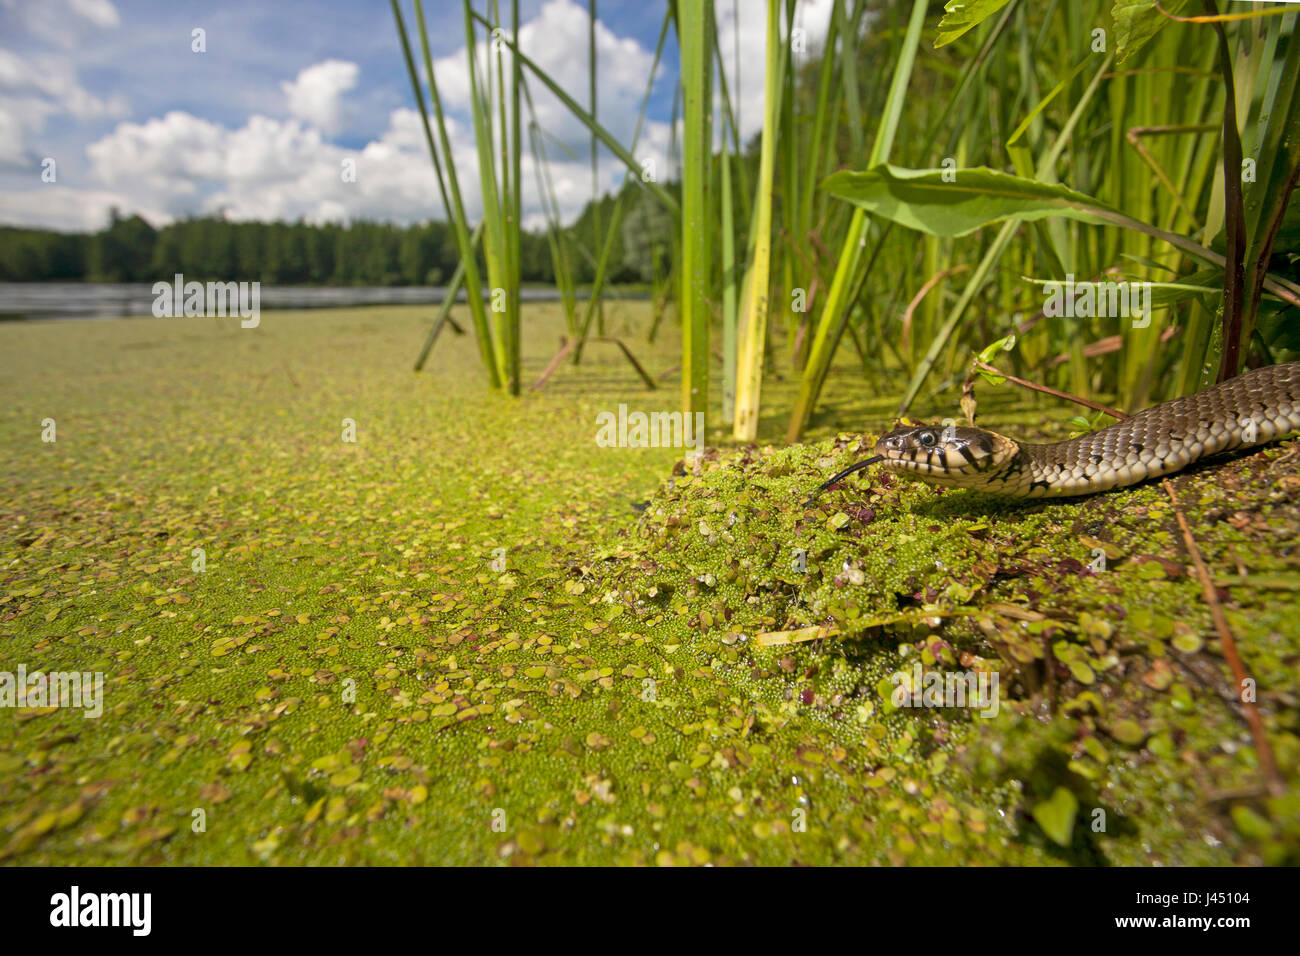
[1276,192,1300,250]
[935,0,1014,49]
[822,164,1120,238]
[1066,416,1098,437]
[1257,300,1300,357]
[1031,786,1079,848]
[1112,0,1189,65]
[1143,273,1224,309]
[977,333,1016,368]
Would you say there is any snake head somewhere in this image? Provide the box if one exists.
[874,424,1021,488]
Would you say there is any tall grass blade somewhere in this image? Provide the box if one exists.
[786,0,928,442]
[394,0,502,388]
[678,0,713,424]
[463,0,514,392]
[414,221,485,371]
[732,0,784,441]
[469,10,680,219]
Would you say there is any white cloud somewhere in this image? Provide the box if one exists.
[72,100,655,231]
[0,0,119,48]
[78,106,444,224]
[0,97,53,165]
[715,0,833,146]
[0,186,151,231]
[86,110,227,200]
[0,49,128,120]
[0,0,677,231]
[0,36,128,167]
[281,59,359,135]
[432,0,664,196]
[68,0,120,28]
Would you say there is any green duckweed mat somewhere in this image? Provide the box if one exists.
[1,303,1296,865]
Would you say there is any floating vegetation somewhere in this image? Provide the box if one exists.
[2,305,1295,866]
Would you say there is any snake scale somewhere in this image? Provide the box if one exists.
[809,361,1300,500]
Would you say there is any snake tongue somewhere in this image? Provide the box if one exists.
[804,455,884,505]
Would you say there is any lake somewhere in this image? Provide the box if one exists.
[0,282,616,321]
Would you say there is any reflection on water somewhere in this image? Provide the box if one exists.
[0,282,588,321]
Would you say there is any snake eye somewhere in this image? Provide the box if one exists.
[917,430,937,447]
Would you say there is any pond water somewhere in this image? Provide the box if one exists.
[0,282,618,321]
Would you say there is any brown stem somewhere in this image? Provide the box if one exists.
[1163,480,1285,798]
[972,359,1125,420]
[901,265,969,354]
[970,357,1285,798]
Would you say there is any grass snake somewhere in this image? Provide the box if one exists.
[809,361,1300,500]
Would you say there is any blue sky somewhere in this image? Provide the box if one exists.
[0,0,831,232]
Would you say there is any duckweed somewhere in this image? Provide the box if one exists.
[0,303,1295,866]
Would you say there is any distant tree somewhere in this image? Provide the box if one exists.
[333,227,354,284]
[260,223,283,282]
[206,220,237,279]
[179,220,205,276]
[235,223,264,280]
[0,228,87,280]
[150,225,183,278]
[88,209,156,281]
[307,224,336,282]
[622,187,674,282]
[47,232,86,279]
[0,230,37,280]
[519,230,553,284]
[399,224,428,285]
[359,224,402,285]
[0,184,682,286]
[278,223,309,283]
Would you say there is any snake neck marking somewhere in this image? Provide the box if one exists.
[872,361,1300,498]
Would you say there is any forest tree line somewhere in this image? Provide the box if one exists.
[0,181,673,287]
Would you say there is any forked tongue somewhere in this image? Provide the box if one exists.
[802,455,884,506]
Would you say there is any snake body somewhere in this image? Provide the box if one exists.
[837,362,1300,498]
